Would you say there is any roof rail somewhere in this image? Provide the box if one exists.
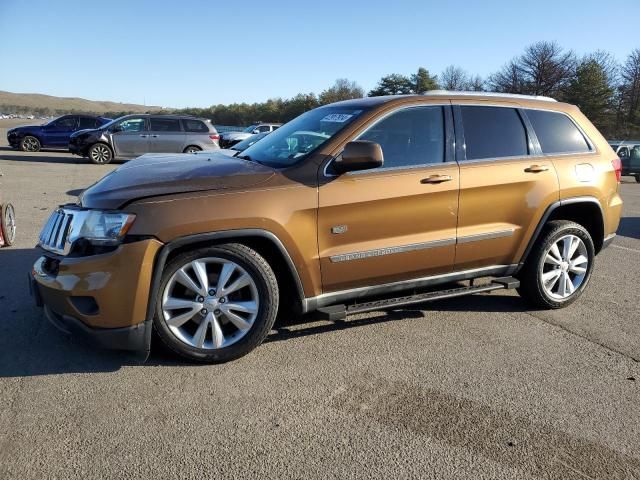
[423,90,558,102]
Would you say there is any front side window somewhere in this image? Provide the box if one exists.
[460,106,529,160]
[525,109,591,155]
[257,125,271,133]
[357,106,444,169]
[54,116,78,129]
[150,118,182,132]
[116,117,146,133]
[239,106,366,168]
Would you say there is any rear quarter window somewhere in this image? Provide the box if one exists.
[182,119,209,133]
[525,109,591,155]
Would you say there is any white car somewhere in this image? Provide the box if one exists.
[219,123,281,148]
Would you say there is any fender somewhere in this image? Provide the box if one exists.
[516,195,605,271]
[142,228,307,356]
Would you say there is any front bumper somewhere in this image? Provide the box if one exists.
[30,238,163,351]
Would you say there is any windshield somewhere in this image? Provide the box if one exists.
[239,106,365,168]
[97,116,126,130]
[231,132,269,151]
[243,124,258,133]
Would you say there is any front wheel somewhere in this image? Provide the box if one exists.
[517,220,594,309]
[88,143,113,164]
[634,174,640,183]
[183,145,201,153]
[153,244,279,363]
[20,136,41,152]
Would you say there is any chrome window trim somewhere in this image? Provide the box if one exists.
[329,238,455,263]
[323,103,451,178]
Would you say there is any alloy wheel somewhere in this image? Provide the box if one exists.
[540,234,589,300]
[90,145,111,163]
[161,257,259,350]
[3,204,16,244]
[22,137,39,152]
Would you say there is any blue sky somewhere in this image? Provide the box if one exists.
[0,0,638,108]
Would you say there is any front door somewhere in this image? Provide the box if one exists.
[453,103,559,271]
[42,115,78,147]
[110,116,149,157]
[318,105,459,293]
[148,117,186,153]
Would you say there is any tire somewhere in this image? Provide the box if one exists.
[183,145,201,153]
[517,220,594,309]
[88,143,113,164]
[635,174,640,183]
[20,135,41,152]
[1,203,16,246]
[153,243,279,363]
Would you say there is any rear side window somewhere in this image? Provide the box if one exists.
[150,118,182,132]
[358,106,444,168]
[525,109,591,154]
[79,117,98,129]
[460,106,529,160]
[182,119,209,133]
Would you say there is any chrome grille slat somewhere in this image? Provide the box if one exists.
[38,208,76,255]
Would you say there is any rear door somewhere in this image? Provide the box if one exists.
[110,116,149,157]
[453,103,559,271]
[148,117,186,153]
[318,104,459,292]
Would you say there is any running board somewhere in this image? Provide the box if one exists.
[316,277,520,321]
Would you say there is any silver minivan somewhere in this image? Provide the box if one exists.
[68,114,220,164]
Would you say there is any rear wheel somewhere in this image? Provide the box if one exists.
[153,244,279,363]
[20,136,40,152]
[183,145,201,153]
[635,174,640,183]
[1,203,16,246]
[88,143,113,164]
[517,220,594,309]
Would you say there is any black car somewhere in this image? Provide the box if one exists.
[7,115,111,152]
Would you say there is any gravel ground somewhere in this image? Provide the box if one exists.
[0,128,638,479]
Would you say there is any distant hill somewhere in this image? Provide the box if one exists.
[0,90,168,115]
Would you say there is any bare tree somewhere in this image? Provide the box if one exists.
[620,48,640,125]
[466,75,485,91]
[440,65,469,91]
[489,41,575,97]
[319,79,364,105]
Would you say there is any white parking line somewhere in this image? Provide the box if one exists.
[611,244,640,253]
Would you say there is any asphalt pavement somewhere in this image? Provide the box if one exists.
[0,133,638,479]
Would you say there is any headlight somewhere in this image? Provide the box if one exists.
[75,210,136,245]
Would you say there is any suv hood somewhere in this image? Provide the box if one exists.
[80,151,275,209]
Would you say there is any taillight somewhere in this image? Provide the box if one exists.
[209,134,220,141]
[612,157,622,183]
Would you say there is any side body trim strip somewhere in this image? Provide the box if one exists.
[329,238,455,263]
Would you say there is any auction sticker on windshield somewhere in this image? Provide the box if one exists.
[321,113,355,123]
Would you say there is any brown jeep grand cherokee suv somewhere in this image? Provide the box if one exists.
[30,92,623,363]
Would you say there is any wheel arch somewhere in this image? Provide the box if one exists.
[145,229,307,335]
[518,196,605,270]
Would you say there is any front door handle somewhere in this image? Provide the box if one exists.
[421,174,453,184]
[139,134,148,138]
[150,134,159,138]
[524,165,549,173]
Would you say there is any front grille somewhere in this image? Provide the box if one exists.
[39,208,74,255]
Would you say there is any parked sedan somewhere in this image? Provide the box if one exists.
[7,115,111,152]
[219,123,281,148]
[69,114,220,164]
[217,132,270,157]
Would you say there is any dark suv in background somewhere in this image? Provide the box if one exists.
[69,114,221,164]
[7,114,111,152]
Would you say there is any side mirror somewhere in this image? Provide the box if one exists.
[252,129,260,134]
[333,141,384,174]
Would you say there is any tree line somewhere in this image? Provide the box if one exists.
[177,41,640,139]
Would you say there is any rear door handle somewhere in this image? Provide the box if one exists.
[139,134,148,138]
[150,134,159,138]
[524,165,549,173]
[421,174,453,184]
